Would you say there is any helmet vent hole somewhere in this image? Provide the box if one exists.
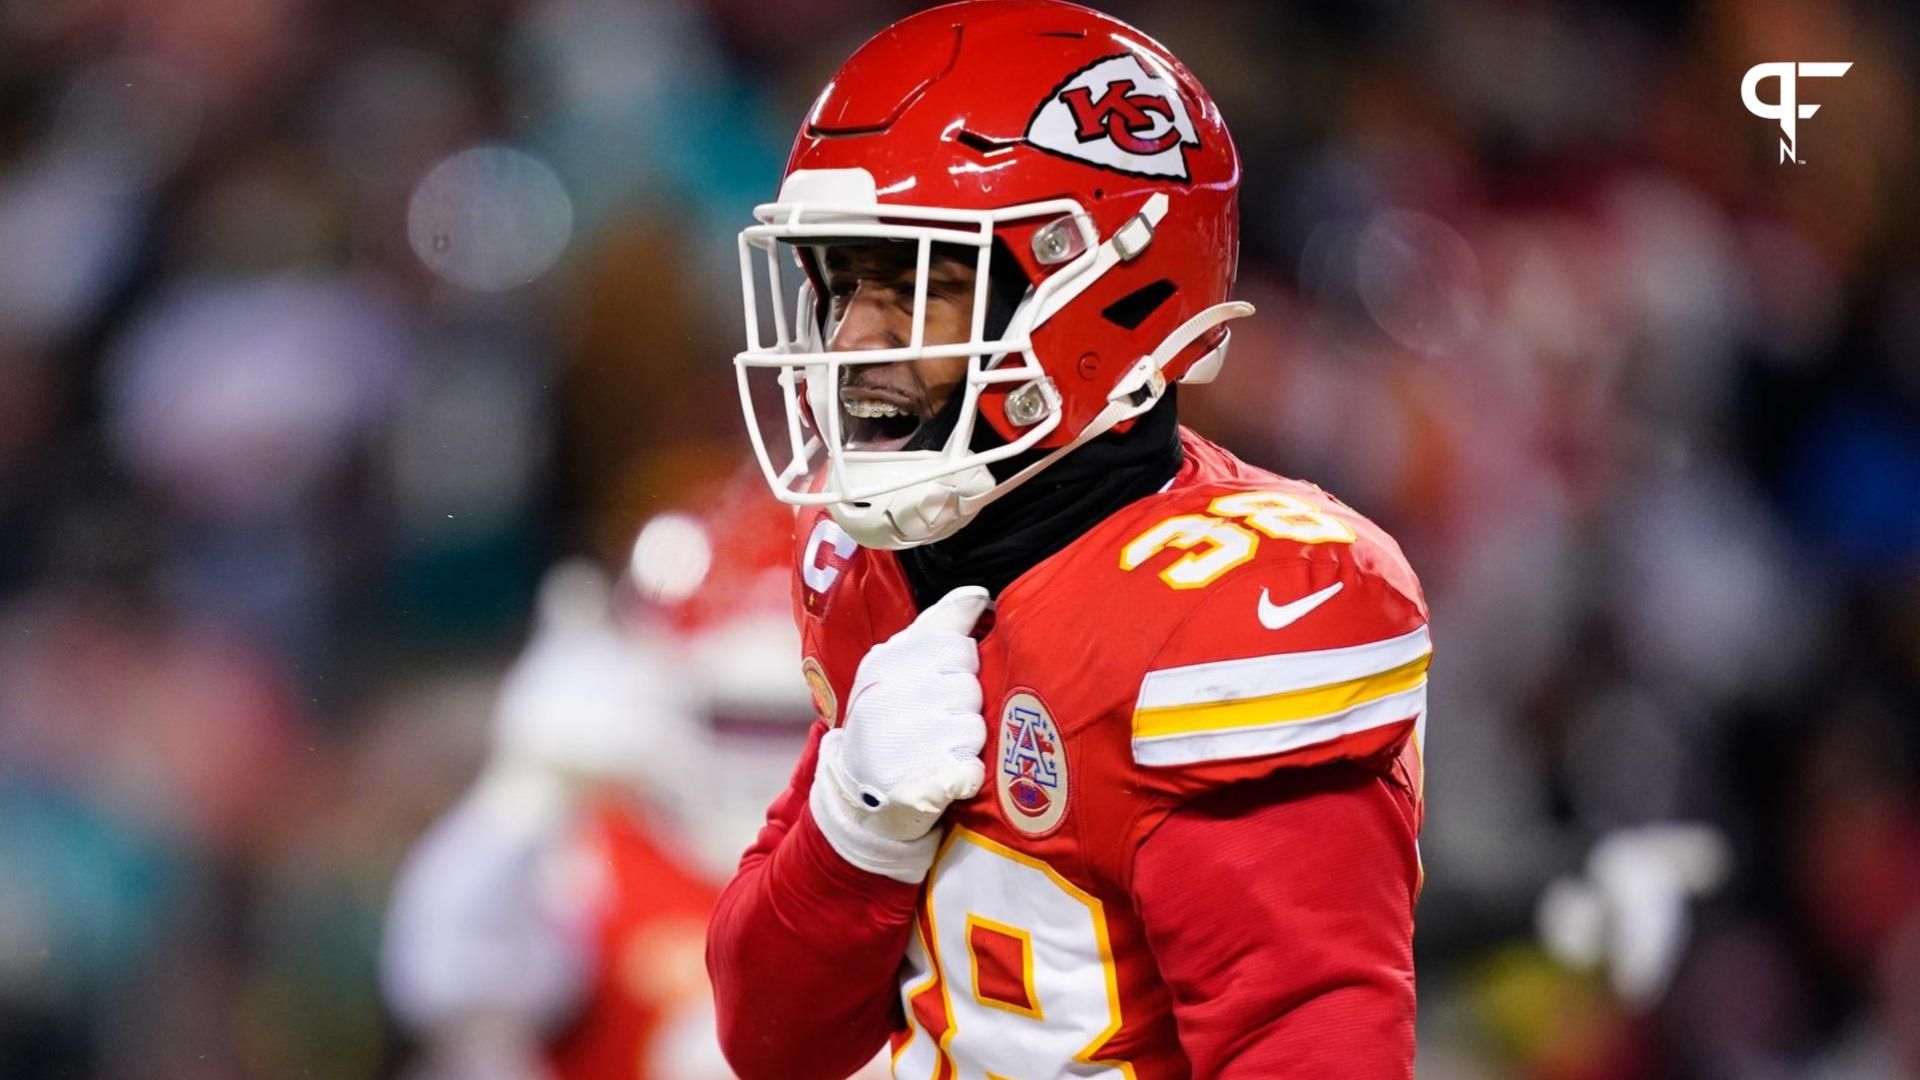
[1101,279,1177,330]
[955,129,1018,156]
[1038,30,1087,39]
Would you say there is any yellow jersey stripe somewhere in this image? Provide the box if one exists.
[1132,687,1426,767]
[1136,624,1431,710]
[1133,653,1430,740]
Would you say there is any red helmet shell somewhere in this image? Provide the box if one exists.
[614,467,796,633]
[786,0,1241,447]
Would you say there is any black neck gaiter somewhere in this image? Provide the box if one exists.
[897,389,1183,608]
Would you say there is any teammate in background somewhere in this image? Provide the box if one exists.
[382,501,817,1080]
[710,2,1431,1077]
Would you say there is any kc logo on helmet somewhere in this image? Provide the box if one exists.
[1742,62,1852,164]
[1027,54,1201,180]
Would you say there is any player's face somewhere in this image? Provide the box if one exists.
[822,243,975,452]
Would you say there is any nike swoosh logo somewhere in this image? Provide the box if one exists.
[1257,582,1344,631]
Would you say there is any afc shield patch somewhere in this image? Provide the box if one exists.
[997,691,1068,836]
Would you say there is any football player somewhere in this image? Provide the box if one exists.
[383,500,818,1080]
[709,2,1432,1079]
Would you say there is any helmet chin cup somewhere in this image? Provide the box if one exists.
[827,459,997,550]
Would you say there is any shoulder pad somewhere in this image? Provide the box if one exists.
[1089,477,1430,782]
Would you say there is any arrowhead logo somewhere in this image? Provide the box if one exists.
[1256,581,1343,632]
[1027,54,1201,180]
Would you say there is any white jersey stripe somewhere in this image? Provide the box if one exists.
[1136,624,1431,710]
[1131,683,1426,767]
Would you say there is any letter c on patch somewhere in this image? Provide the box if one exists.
[802,518,858,595]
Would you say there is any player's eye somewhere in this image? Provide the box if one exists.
[889,280,919,313]
[927,275,967,304]
[826,278,857,312]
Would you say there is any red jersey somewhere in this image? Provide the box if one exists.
[548,802,722,1080]
[711,429,1429,1079]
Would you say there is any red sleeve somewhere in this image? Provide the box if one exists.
[1131,763,1420,1079]
[706,720,922,1080]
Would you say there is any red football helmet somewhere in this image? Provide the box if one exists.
[735,0,1251,549]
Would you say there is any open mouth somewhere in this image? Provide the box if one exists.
[839,382,926,452]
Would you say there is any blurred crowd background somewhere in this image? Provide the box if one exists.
[0,0,1916,1077]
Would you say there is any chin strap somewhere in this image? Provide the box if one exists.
[956,300,1254,518]
[1104,301,1256,409]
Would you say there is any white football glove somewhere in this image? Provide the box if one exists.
[811,586,991,883]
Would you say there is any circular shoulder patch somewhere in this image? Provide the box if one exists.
[996,691,1069,837]
[801,656,837,726]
